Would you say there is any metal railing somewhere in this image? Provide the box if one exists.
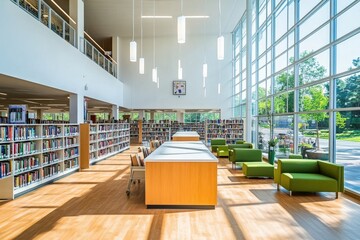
[80,38,117,78]
[11,0,77,47]
[11,0,117,78]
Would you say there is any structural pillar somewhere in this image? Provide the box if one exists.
[69,93,85,124]
[111,105,119,121]
[176,111,184,123]
[139,110,145,121]
[245,0,253,143]
[69,0,84,50]
[36,109,43,120]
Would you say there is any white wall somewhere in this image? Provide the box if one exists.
[0,1,123,106]
[120,33,233,118]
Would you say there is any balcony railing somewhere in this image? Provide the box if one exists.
[80,38,117,78]
[11,0,77,47]
[11,0,117,78]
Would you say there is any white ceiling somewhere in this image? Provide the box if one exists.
[84,0,246,41]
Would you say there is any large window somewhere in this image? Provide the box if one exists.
[232,0,360,194]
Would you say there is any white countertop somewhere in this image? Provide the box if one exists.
[145,141,218,163]
[172,131,200,137]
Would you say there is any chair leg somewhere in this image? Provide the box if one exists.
[289,191,292,196]
[277,184,279,191]
[336,192,339,199]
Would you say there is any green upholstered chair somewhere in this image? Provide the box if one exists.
[274,159,344,198]
[210,139,226,152]
[288,154,303,159]
[217,145,229,157]
[228,148,262,169]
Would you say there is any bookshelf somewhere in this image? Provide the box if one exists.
[0,124,80,199]
[141,120,171,142]
[80,123,130,167]
[130,120,139,144]
[206,119,244,145]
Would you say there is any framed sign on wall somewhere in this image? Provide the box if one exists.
[173,81,186,95]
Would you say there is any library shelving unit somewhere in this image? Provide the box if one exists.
[170,122,206,141]
[0,124,79,199]
[205,119,244,145]
[141,120,171,142]
[80,123,130,168]
[130,120,140,144]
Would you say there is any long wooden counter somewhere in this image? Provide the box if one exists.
[144,141,218,208]
[172,131,200,141]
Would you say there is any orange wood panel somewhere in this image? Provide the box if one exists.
[138,120,142,144]
[172,136,200,141]
[79,123,90,170]
[145,161,217,206]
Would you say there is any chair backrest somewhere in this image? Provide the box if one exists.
[211,139,226,145]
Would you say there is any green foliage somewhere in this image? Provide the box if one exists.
[268,138,279,147]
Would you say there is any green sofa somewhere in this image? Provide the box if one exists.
[228,143,254,150]
[210,139,226,152]
[229,148,262,169]
[274,159,344,198]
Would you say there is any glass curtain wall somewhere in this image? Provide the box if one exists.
[233,0,360,194]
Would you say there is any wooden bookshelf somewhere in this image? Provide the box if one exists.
[142,120,171,142]
[0,124,80,199]
[80,123,130,166]
[205,119,244,145]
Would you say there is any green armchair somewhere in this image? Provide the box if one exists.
[228,148,262,169]
[210,139,226,152]
[274,159,344,198]
[217,145,229,157]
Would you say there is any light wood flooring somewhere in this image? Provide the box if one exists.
[1,145,360,240]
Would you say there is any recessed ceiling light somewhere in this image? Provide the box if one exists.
[0,92,7,96]
[27,98,56,101]
[47,104,67,106]
[185,16,210,19]
[22,100,39,104]
[30,106,51,109]
[141,16,173,19]
[0,97,6,100]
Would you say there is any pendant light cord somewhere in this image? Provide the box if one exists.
[153,0,156,67]
[132,0,135,41]
[218,0,222,36]
[141,0,143,57]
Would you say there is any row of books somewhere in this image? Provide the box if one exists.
[13,142,37,156]
[43,152,59,164]
[43,139,63,150]
[64,147,78,159]
[0,144,11,159]
[64,126,79,136]
[64,158,78,170]
[43,164,61,178]
[0,161,11,178]
[0,126,13,142]
[42,125,62,137]
[13,126,37,140]
[14,157,40,173]
[14,170,40,189]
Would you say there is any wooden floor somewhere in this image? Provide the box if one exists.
[1,145,360,240]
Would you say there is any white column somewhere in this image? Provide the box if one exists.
[176,111,184,123]
[150,112,155,120]
[112,36,120,79]
[111,105,119,121]
[36,109,43,120]
[139,110,145,120]
[69,0,84,50]
[69,93,84,124]
[245,0,252,143]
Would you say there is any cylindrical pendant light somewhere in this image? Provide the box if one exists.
[152,67,157,82]
[202,63,208,78]
[178,60,183,79]
[139,0,145,73]
[177,16,186,44]
[130,0,137,62]
[203,77,206,88]
[130,41,137,62]
[139,57,145,74]
[218,83,221,94]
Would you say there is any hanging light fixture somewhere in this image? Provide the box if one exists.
[177,0,185,43]
[202,63,208,78]
[203,77,206,88]
[139,0,145,74]
[130,0,137,62]
[218,83,221,94]
[152,0,157,83]
[178,59,183,80]
[217,0,224,60]
[157,77,160,88]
